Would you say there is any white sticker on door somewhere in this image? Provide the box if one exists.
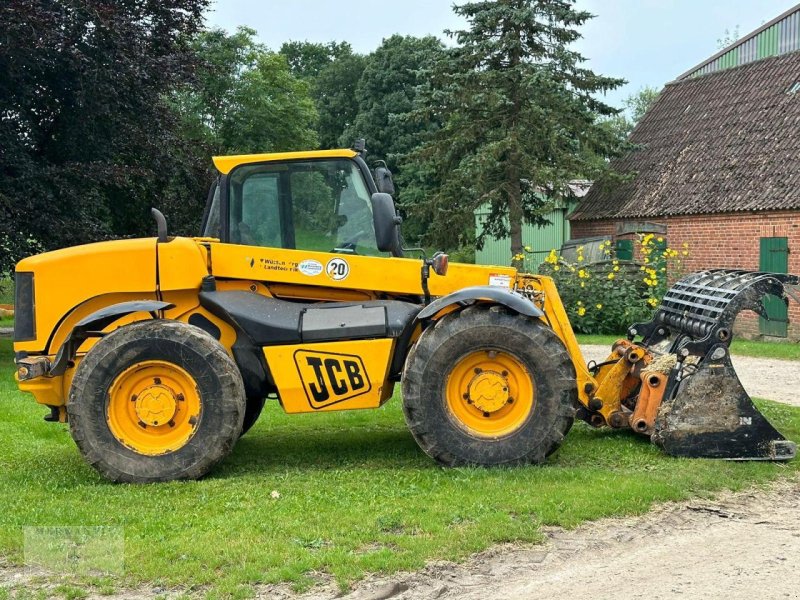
[489,274,513,288]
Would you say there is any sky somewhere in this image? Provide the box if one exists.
[206,0,797,109]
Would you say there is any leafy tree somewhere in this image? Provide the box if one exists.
[717,25,740,49]
[625,86,660,125]
[0,0,209,271]
[279,41,367,149]
[602,85,660,138]
[342,35,445,172]
[314,53,368,149]
[280,40,353,81]
[175,27,318,155]
[407,0,627,262]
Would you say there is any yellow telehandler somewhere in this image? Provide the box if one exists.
[11,145,797,482]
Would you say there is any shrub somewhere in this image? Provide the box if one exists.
[525,235,689,334]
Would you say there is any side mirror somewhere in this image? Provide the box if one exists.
[371,193,402,255]
[374,166,396,196]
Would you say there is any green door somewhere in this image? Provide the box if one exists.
[759,237,789,337]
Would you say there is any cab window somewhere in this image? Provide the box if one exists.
[226,159,383,256]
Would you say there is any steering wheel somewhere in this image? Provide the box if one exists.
[332,230,365,253]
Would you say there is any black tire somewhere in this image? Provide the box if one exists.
[401,305,577,466]
[240,397,266,436]
[67,320,246,483]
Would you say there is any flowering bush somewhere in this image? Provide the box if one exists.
[530,235,689,334]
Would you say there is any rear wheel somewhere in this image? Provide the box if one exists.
[67,320,246,482]
[401,306,577,466]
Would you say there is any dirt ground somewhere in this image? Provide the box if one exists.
[290,477,800,600]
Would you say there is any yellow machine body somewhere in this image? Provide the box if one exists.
[15,146,792,483]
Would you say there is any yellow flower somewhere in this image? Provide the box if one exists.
[577,300,583,305]
[613,265,620,272]
[682,250,689,256]
[553,265,560,271]
[682,242,689,248]
[607,272,615,280]
[524,246,532,252]
[577,307,586,316]
[577,255,584,262]
[647,297,658,308]
[580,281,585,288]
[643,257,649,264]
[657,237,664,243]
[596,304,603,310]
[578,269,587,278]
[612,259,619,266]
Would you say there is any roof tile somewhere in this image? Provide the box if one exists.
[571,52,800,220]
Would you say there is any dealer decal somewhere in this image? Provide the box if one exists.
[298,259,323,276]
[294,350,371,409]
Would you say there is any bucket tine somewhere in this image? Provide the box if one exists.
[628,269,799,461]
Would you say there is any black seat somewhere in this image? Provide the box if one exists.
[199,291,421,345]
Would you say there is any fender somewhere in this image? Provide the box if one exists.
[415,286,543,322]
[49,301,174,376]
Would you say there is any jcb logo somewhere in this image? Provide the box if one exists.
[294,350,371,409]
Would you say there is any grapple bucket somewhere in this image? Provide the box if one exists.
[628,270,799,461]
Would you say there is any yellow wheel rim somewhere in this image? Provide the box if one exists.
[445,349,534,438]
[106,361,202,456]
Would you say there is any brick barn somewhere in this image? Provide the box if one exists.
[569,7,800,340]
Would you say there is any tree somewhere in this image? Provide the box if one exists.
[343,35,445,171]
[340,36,446,243]
[175,28,318,155]
[314,53,368,149]
[602,85,660,138]
[279,40,353,81]
[0,0,209,272]
[279,41,367,149]
[407,0,627,262]
[625,86,660,125]
[717,25,740,49]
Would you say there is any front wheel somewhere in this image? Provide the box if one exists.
[67,320,246,482]
[401,306,577,466]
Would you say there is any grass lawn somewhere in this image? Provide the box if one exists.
[1,338,799,598]
[577,333,800,361]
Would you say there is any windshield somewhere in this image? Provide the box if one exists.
[214,158,384,256]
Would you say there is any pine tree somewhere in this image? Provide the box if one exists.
[408,0,627,263]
